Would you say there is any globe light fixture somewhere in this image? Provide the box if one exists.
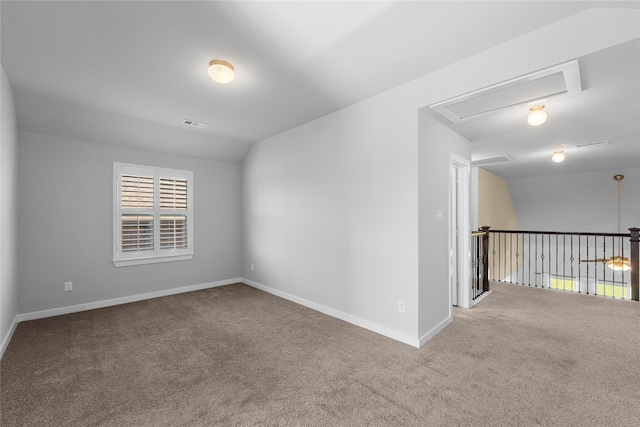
[208,60,235,84]
[527,105,547,126]
[551,150,565,163]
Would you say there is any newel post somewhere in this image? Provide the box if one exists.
[480,226,491,292]
[630,227,639,301]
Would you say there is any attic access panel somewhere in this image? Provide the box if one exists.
[430,60,581,123]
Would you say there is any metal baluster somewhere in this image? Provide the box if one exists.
[492,235,496,282]
[593,236,598,295]
[571,235,576,293]
[587,236,589,295]
[574,235,578,293]
[621,240,626,300]
[601,236,606,296]
[540,234,545,288]
[509,233,513,284]
[515,233,520,284]
[610,235,615,299]
[528,234,531,287]
[562,234,566,291]
[548,233,552,289]
[503,232,506,282]
[549,234,558,288]
[473,237,481,299]
[533,233,538,288]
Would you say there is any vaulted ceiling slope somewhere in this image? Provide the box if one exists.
[1,1,638,169]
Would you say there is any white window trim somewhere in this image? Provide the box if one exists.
[113,162,194,267]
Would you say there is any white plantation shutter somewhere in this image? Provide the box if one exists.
[160,215,188,249]
[120,174,155,253]
[160,178,188,210]
[122,174,154,209]
[114,163,193,267]
[122,214,154,252]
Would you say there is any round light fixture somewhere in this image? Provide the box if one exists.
[605,256,631,271]
[208,59,235,84]
[552,150,565,163]
[527,105,547,126]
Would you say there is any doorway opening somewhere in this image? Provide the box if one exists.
[450,154,471,308]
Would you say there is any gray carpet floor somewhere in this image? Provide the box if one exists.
[2,281,639,426]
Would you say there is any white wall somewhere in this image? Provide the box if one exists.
[508,167,640,233]
[243,96,420,345]
[242,7,638,347]
[17,131,242,314]
[418,112,471,341]
[1,64,19,355]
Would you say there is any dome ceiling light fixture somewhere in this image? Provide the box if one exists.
[527,105,547,126]
[551,150,565,163]
[208,59,235,84]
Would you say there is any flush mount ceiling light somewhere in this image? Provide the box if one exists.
[551,150,565,163]
[208,59,234,84]
[527,105,547,126]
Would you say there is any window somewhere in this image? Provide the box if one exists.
[113,163,193,267]
[550,276,576,292]
[597,281,629,299]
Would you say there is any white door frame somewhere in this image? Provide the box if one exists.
[449,154,471,308]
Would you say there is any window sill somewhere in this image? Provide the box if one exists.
[113,254,193,268]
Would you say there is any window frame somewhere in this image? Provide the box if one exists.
[113,162,194,267]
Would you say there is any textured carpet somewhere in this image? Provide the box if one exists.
[2,282,639,426]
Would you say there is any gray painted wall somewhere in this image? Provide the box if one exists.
[508,167,640,233]
[242,94,420,344]
[17,131,242,313]
[1,64,19,350]
[418,111,471,339]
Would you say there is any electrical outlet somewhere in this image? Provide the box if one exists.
[251,263,255,271]
[398,300,406,313]
[64,281,73,292]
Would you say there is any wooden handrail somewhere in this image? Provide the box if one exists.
[487,229,630,238]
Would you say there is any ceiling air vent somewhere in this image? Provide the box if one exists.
[471,155,512,166]
[182,119,210,129]
[576,140,610,148]
[430,60,581,123]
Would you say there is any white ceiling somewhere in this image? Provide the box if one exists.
[429,38,640,178]
[1,1,639,177]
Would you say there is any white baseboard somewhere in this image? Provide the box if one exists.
[5,277,447,357]
[16,278,241,323]
[1,315,19,359]
[418,314,452,347]
[242,278,421,348]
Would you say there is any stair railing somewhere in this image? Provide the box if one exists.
[473,227,639,301]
